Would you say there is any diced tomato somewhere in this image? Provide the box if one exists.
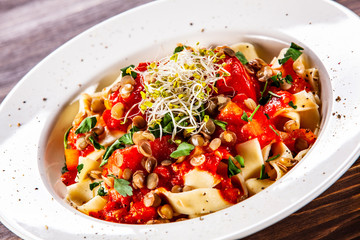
[218,178,241,204]
[124,201,157,224]
[280,59,311,94]
[263,87,294,118]
[61,170,77,186]
[198,153,222,174]
[282,129,317,153]
[217,57,260,101]
[107,145,144,172]
[217,101,247,125]
[64,148,80,171]
[108,189,132,208]
[102,109,129,132]
[150,135,177,161]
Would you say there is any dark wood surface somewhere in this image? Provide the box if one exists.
[0,0,359,239]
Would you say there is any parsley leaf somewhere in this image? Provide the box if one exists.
[278,42,304,65]
[77,163,84,173]
[241,111,248,122]
[235,51,248,65]
[259,164,270,180]
[109,175,133,197]
[228,157,241,178]
[121,65,137,79]
[119,126,140,145]
[170,142,195,158]
[64,126,72,149]
[97,186,107,196]
[88,135,105,150]
[213,119,228,131]
[75,116,97,134]
[285,75,293,84]
[288,101,297,109]
[89,181,102,191]
[61,163,68,174]
[264,113,270,120]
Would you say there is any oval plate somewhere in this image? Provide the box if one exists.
[1,0,360,239]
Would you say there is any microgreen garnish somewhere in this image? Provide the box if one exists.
[268,91,281,98]
[259,164,269,180]
[278,42,304,65]
[100,126,140,166]
[266,154,280,162]
[109,174,133,197]
[75,116,97,134]
[89,181,102,191]
[248,105,260,122]
[213,119,228,131]
[121,65,137,79]
[77,163,84,173]
[133,46,230,139]
[64,126,72,149]
[228,157,241,178]
[170,142,195,158]
[235,51,248,65]
[289,101,297,109]
[269,125,279,136]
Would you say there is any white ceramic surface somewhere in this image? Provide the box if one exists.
[1,0,360,239]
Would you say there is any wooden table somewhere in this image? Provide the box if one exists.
[0,0,359,239]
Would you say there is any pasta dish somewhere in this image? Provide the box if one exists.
[61,42,320,224]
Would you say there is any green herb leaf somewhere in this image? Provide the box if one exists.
[100,140,125,167]
[213,119,228,131]
[121,64,137,79]
[90,181,102,191]
[174,45,185,54]
[119,126,140,145]
[61,163,68,174]
[248,105,260,121]
[241,111,248,122]
[64,126,72,149]
[278,42,304,65]
[235,155,245,168]
[289,101,297,109]
[285,75,293,84]
[109,175,133,197]
[259,164,270,180]
[228,157,241,178]
[260,81,268,97]
[88,135,105,150]
[264,113,270,119]
[97,186,107,196]
[266,154,280,162]
[235,51,248,65]
[77,163,84,173]
[75,116,97,134]
[170,142,195,158]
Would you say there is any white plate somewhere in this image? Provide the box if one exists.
[1,0,360,239]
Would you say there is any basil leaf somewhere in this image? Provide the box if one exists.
[288,101,298,109]
[110,175,133,197]
[77,163,84,173]
[75,116,97,134]
[235,51,248,65]
[266,154,280,162]
[278,42,304,65]
[228,157,241,178]
[235,155,245,168]
[88,135,105,150]
[121,64,137,79]
[97,186,107,196]
[174,45,185,54]
[170,142,195,158]
[89,181,102,191]
[213,119,228,131]
[64,126,72,149]
[259,164,270,180]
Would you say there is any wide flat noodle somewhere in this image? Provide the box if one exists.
[78,149,105,182]
[293,90,320,132]
[230,43,259,61]
[184,169,221,189]
[78,195,107,214]
[66,179,94,206]
[245,178,274,196]
[160,188,232,215]
[235,138,264,180]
